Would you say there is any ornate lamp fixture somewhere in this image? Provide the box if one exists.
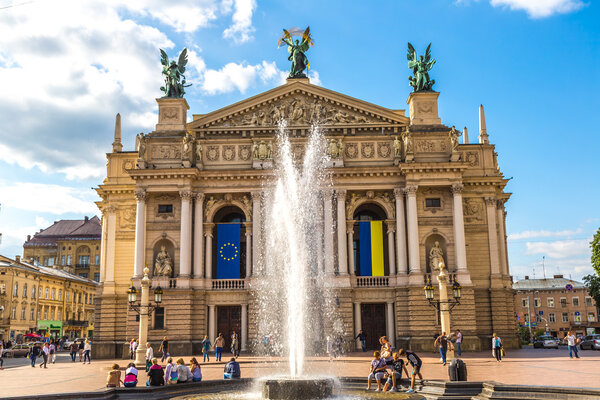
[128,278,162,316]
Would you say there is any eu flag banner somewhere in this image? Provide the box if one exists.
[216,223,241,279]
[358,221,385,277]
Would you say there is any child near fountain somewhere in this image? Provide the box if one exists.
[366,351,387,391]
[400,348,423,394]
[382,352,409,392]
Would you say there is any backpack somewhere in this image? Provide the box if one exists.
[169,365,178,381]
[124,373,137,383]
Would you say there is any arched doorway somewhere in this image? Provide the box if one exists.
[212,206,247,279]
[353,203,389,276]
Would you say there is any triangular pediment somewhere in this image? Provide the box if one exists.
[187,79,409,134]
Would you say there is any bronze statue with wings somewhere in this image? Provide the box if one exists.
[160,48,192,98]
[279,26,314,78]
[407,42,436,92]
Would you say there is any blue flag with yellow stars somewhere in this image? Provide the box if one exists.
[216,223,241,279]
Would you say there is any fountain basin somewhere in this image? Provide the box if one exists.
[261,378,334,400]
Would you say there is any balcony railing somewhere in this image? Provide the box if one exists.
[212,279,245,290]
[75,264,90,269]
[355,276,389,287]
[65,319,89,327]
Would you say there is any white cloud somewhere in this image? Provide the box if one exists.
[490,0,585,18]
[508,228,583,240]
[525,239,590,259]
[0,182,99,215]
[202,61,286,94]
[222,0,257,43]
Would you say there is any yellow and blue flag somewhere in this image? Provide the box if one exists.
[216,223,241,279]
[358,221,385,276]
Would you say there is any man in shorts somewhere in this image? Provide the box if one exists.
[400,348,423,394]
[382,351,409,392]
[366,351,387,392]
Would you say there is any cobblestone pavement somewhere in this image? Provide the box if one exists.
[1,347,599,397]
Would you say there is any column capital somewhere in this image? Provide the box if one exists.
[134,189,147,201]
[404,185,418,195]
[251,191,262,201]
[393,188,404,198]
[484,197,496,207]
[104,204,118,214]
[451,183,464,195]
[346,221,354,234]
[203,223,215,236]
[336,189,347,199]
[179,189,194,201]
[194,192,205,201]
[322,188,334,198]
[496,199,506,208]
[385,220,396,233]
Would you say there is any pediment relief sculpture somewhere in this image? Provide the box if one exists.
[204,193,252,221]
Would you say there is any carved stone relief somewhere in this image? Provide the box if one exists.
[345,143,359,159]
[377,142,392,158]
[415,140,435,152]
[238,145,252,161]
[122,160,134,172]
[464,151,480,167]
[206,146,220,161]
[151,145,181,160]
[159,107,179,122]
[361,142,375,158]
[222,145,236,161]
[119,207,136,230]
[204,193,253,221]
[345,190,394,218]
[463,198,484,224]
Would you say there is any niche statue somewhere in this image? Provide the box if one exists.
[429,241,444,272]
[154,245,173,277]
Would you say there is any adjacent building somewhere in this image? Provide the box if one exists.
[23,216,102,281]
[94,77,517,358]
[0,255,98,342]
[514,275,599,338]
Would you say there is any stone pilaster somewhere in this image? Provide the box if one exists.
[336,189,348,275]
[179,190,193,277]
[133,191,146,278]
[193,193,204,278]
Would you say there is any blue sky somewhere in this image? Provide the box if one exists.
[0,0,598,280]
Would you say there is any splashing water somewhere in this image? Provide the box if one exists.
[256,121,338,377]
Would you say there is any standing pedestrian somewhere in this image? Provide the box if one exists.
[145,342,154,372]
[0,341,4,370]
[129,339,138,360]
[434,331,450,366]
[563,331,580,359]
[201,335,211,362]
[455,329,462,356]
[83,339,91,364]
[492,333,503,362]
[231,331,239,358]
[355,330,367,352]
[159,336,169,362]
[29,343,41,367]
[69,341,78,362]
[39,343,49,368]
[214,333,225,362]
[78,340,85,362]
[401,348,423,394]
[49,342,56,364]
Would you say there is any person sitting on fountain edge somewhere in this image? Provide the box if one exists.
[223,357,241,379]
[400,348,423,394]
[383,351,409,392]
[367,351,387,391]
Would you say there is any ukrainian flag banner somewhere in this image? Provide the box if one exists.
[358,221,385,276]
[216,223,241,279]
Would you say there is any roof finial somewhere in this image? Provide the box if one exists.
[463,126,469,144]
[478,104,489,144]
[112,113,123,152]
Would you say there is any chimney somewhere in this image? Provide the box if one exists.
[553,274,563,279]
[524,275,529,280]
[463,127,469,144]
[84,216,89,222]
[15,255,21,263]
[112,113,123,152]
[27,235,31,241]
[478,104,489,144]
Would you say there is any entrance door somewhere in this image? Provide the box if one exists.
[361,303,387,350]
[217,306,241,351]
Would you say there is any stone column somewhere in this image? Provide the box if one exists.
[336,189,348,275]
[134,267,151,366]
[104,205,117,283]
[386,221,396,276]
[99,213,107,283]
[133,190,146,278]
[451,184,468,272]
[208,304,216,345]
[386,301,395,347]
[204,224,214,279]
[193,193,204,278]
[354,302,362,350]
[405,186,420,273]
[485,197,501,275]
[245,229,252,279]
[394,189,408,275]
[347,222,355,276]
[251,191,261,277]
[241,303,248,351]
[323,190,335,275]
[496,200,509,276]
[179,190,193,277]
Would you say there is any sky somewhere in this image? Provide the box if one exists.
[0,0,598,281]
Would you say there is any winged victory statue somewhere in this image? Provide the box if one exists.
[160,48,192,98]
[407,43,436,92]
[279,27,314,78]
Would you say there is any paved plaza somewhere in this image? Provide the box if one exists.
[1,347,599,397]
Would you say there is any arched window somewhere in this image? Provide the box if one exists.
[32,286,36,299]
[13,283,18,297]
[23,284,27,298]
[353,203,389,276]
[212,206,247,279]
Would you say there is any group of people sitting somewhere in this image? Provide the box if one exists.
[106,356,241,387]
[367,336,423,394]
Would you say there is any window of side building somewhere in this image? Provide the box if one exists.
[588,312,596,322]
[30,309,35,321]
[547,298,554,308]
[572,297,579,307]
[549,313,556,323]
[22,284,27,298]
[586,297,593,307]
[562,312,569,322]
[154,307,165,329]
[522,298,529,307]
[560,297,567,307]
[534,298,541,307]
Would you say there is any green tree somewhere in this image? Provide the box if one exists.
[583,274,600,308]
[591,227,600,275]
[517,326,531,344]
[533,328,545,339]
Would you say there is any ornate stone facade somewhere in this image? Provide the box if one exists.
[93,78,517,358]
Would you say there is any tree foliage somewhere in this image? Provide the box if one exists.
[517,326,531,344]
[591,227,600,275]
[583,274,600,308]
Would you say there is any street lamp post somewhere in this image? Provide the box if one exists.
[127,267,162,367]
[424,257,462,361]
